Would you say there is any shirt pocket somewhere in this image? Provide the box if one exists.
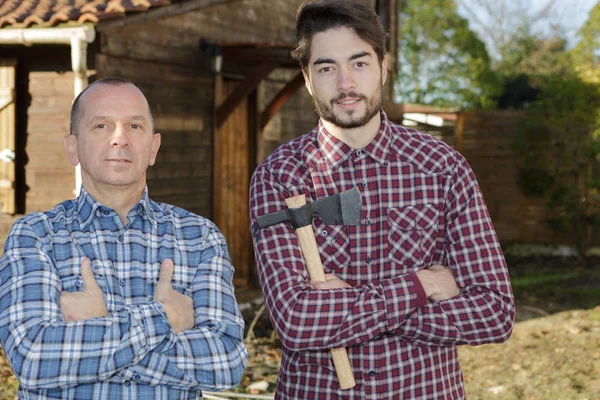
[312,215,351,273]
[56,258,108,294]
[387,204,439,271]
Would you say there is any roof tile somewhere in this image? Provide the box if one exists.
[0,0,172,28]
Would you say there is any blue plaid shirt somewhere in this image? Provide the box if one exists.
[0,187,247,399]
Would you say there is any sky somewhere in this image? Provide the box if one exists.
[456,0,598,56]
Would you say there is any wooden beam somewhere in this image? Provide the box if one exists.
[455,111,464,154]
[260,70,304,130]
[96,0,240,31]
[215,61,278,129]
[220,47,297,68]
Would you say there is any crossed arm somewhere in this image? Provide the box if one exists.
[0,221,247,391]
[250,157,515,352]
[60,257,194,333]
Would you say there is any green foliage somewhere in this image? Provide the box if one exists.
[515,73,600,256]
[395,0,501,109]
[571,2,600,84]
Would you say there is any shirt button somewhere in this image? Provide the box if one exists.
[118,235,124,242]
[361,180,368,188]
[103,210,110,216]
[365,218,371,226]
[356,150,364,156]
[75,279,84,288]
[366,257,372,264]
[368,370,376,377]
[134,375,141,381]
[124,380,131,387]
[320,230,328,237]
[119,279,126,287]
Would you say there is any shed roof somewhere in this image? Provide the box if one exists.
[0,0,172,28]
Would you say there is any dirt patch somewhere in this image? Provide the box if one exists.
[459,307,600,400]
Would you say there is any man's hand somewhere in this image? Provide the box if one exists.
[415,265,460,301]
[311,273,352,290]
[153,258,195,334]
[60,258,108,322]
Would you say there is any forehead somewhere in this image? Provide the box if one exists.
[309,26,374,64]
[79,83,151,121]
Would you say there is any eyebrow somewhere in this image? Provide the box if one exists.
[312,51,373,66]
[88,115,149,124]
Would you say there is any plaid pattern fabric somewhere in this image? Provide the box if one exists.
[0,188,247,399]
[250,111,515,399]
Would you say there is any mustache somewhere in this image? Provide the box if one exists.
[331,92,368,104]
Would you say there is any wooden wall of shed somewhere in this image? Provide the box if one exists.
[25,71,75,213]
[97,0,310,218]
[259,69,317,163]
[458,110,569,245]
[0,46,77,217]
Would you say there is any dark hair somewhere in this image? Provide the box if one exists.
[291,0,387,71]
[69,77,155,135]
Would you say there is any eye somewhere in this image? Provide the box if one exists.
[94,123,107,130]
[318,66,333,73]
[130,123,142,130]
[355,61,367,68]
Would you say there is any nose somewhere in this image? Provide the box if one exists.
[337,67,356,92]
[110,124,130,148]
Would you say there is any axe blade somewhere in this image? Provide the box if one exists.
[313,187,362,225]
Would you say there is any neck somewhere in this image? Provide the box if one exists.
[82,179,145,225]
[322,111,382,149]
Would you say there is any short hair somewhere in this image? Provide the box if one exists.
[291,0,388,71]
[69,77,155,135]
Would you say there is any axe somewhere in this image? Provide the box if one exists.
[257,188,361,390]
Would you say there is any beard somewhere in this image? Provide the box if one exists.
[313,84,383,130]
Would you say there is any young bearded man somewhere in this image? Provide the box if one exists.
[249,1,515,399]
[0,78,247,399]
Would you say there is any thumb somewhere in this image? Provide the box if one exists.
[80,258,101,293]
[158,258,174,286]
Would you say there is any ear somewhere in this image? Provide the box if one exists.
[64,134,79,166]
[302,69,313,97]
[149,133,161,166]
[381,55,388,86]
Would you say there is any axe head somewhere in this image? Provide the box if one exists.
[313,187,362,225]
[257,187,362,229]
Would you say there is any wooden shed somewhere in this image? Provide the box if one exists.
[0,0,401,286]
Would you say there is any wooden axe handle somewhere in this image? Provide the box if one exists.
[285,194,356,390]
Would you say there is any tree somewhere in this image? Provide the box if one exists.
[571,2,600,84]
[514,74,600,258]
[396,0,500,109]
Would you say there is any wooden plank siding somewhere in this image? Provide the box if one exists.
[214,79,255,285]
[458,110,569,245]
[0,59,16,214]
[26,72,75,213]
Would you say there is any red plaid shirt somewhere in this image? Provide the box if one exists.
[250,111,515,399]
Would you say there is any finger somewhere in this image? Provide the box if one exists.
[158,258,174,284]
[80,258,101,292]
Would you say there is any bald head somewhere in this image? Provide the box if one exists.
[70,77,155,136]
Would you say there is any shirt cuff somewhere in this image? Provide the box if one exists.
[383,273,428,331]
[407,272,428,307]
[129,302,173,359]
